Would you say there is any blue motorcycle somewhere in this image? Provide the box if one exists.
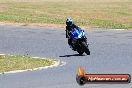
[70,28,90,55]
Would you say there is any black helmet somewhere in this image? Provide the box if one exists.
[66,18,73,26]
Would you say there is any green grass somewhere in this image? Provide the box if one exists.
[0,54,54,73]
[0,0,132,29]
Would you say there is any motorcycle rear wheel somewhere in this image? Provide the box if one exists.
[77,49,84,55]
[81,42,90,55]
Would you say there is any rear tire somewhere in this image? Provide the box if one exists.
[77,50,84,55]
[76,44,84,55]
[81,42,90,55]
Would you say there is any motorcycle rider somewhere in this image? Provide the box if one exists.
[65,18,87,51]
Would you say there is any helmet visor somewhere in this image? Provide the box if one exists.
[66,21,72,26]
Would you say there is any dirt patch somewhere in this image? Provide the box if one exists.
[0,21,131,29]
[0,21,65,28]
[0,21,97,29]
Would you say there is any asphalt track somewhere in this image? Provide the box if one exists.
[0,24,132,88]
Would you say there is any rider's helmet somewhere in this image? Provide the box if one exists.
[66,18,73,26]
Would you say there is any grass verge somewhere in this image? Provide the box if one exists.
[0,54,55,73]
[0,0,132,29]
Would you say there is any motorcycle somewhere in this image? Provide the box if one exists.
[70,28,90,55]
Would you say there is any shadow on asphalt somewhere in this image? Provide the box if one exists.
[59,54,85,57]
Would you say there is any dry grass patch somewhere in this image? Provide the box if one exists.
[0,0,131,28]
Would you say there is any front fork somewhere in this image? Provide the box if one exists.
[82,35,88,46]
